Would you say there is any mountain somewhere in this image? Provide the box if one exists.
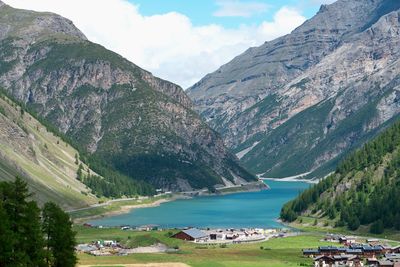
[188,0,400,179]
[280,120,400,234]
[0,2,257,193]
[0,92,99,209]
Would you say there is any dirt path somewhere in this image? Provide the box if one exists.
[78,263,190,267]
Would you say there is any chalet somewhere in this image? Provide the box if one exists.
[314,255,335,267]
[172,228,208,242]
[314,254,362,267]
[333,255,362,267]
[319,246,339,256]
[392,247,400,254]
[363,245,383,257]
[303,248,320,257]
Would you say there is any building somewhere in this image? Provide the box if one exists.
[172,228,208,242]
[303,248,320,257]
[314,254,362,267]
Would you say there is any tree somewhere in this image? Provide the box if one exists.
[347,216,360,231]
[42,202,77,267]
[370,219,384,234]
[0,203,14,267]
[0,177,45,266]
[24,201,46,267]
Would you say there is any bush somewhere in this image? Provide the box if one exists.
[370,219,384,234]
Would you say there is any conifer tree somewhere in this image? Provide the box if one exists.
[42,202,77,267]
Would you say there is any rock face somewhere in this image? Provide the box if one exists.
[188,0,400,178]
[0,3,255,192]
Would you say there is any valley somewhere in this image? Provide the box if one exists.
[1,0,400,266]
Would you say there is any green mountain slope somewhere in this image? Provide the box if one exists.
[0,92,99,209]
[281,120,400,233]
[0,2,256,192]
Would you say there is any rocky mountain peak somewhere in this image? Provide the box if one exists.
[0,4,87,42]
[188,0,400,180]
[0,2,257,192]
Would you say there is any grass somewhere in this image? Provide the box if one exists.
[69,195,171,221]
[289,216,400,243]
[75,226,332,267]
[0,94,99,209]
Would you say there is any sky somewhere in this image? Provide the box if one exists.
[4,0,336,88]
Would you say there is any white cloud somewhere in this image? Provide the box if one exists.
[3,0,306,88]
[214,0,269,18]
[308,0,336,4]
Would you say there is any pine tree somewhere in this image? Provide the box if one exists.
[42,202,77,267]
[0,202,14,267]
[0,177,46,266]
[24,201,46,267]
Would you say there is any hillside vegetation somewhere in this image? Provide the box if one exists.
[281,121,400,234]
[0,91,101,209]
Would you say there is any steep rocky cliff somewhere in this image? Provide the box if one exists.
[188,0,400,178]
[0,2,256,192]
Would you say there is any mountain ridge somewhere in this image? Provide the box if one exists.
[188,0,400,179]
[0,3,257,193]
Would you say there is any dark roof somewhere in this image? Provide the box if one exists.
[378,260,394,266]
[315,255,333,261]
[182,228,208,239]
[346,249,362,254]
[319,246,339,251]
[385,254,400,260]
[333,255,357,260]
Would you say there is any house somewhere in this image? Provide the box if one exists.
[378,260,394,267]
[385,254,400,261]
[333,254,362,267]
[346,249,363,255]
[172,228,208,242]
[319,246,339,256]
[303,248,320,257]
[363,245,383,257]
[367,257,379,267]
[314,255,335,267]
[138,224,159,231]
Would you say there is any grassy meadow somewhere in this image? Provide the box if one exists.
[75,226,333,267]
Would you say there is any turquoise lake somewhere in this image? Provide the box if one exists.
[90,180,310,229]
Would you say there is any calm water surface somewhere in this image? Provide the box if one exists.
[90,180,310,229]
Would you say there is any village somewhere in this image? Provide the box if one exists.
[75,224,291,256]
[303,234,400,267]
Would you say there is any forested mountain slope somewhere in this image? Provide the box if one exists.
[281,120,400,234]
[0,1,256,192]
[188,0,400,179]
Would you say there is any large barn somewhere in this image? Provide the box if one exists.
[172,228,208,242]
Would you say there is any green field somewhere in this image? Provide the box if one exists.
[69,195,172,222]
[290,216,400,243]
[75,226,333,267]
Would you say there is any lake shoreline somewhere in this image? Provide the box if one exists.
[87,180,310,229]
[72,181,267,224]
[72,195,189,224]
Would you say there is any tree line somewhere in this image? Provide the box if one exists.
[281,121,400,234]
[0,177,76,267]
